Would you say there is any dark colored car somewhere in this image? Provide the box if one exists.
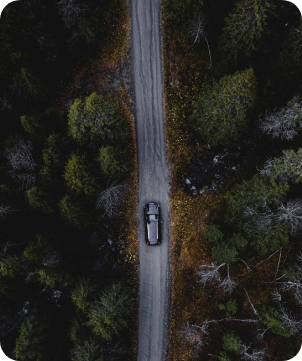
[144,203,161,245]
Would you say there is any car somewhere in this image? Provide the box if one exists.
[144,202,161,245]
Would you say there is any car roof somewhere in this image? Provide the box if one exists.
[145,202,159,215]
[147,219,158,244]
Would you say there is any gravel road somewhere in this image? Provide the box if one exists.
[130,0,170,360]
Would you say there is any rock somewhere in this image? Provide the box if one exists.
[185,178,191,185]
[192,190,198,196]
[189,185,196,192]
[199,186,208,194]
[107,239,112,245]
[211,181,217,188]
[232,166,236,170]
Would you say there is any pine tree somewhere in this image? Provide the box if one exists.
[0,255,24,278]
[23,234,48,264]
[64,153,96,195]
[221,0,276,63]
[260,305,291,338]
[99,146,128,178]
[68,92,127,143]
[71,277,98,312]
[212,242,238,264]
[14,315,46,361]
[190,69,257,146]
[36,269,64,288]
[204,224,224,243]
[58,194,90,227]
[225,174,289,225]
[27,186,55,215]
[162,0,204,22]
[260,148,302,183]
[10,67,43,100]
[87,283,133,340]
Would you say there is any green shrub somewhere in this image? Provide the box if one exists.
[204,224,224,243]
[226,299,238,316]
[212,242,238,264]
[222,331,242,355]
[218,351,233,361]
[219,303,226,311]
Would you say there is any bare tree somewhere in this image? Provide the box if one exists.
[189,12,211,68]
[41,251,60,268]
[196,263,225,286]
[275,248,282,281]
[260,148,302,183]
[279,279,302,305]
[241,344,266,361]
[0,241,24,261]
[259,110,299,140]
[5,139,36,171]
[0,204,15,220]
[259,157,275,178]
[219,264,237,294]
[275,199,302,234]
[7,171,36,191]
[256,327,269,342]
[0,95,13,113]
[96,182,128,218]
[255,249,280,267]
[259,97,302,140]
[57,0,83,28]
[244,289,261,320]
[179,321,209,354]
[243,197,275,231]
[278,303,302,336]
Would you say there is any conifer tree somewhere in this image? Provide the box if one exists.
[221,0,276,63]
[64,153,96,195]
[190,69,257,146]
[14,316,46,361]
[87,283,133,340]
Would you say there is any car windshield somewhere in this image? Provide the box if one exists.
[149,214,158,221]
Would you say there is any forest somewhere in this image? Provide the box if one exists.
[162,0,302,360]
[0,0,137,360]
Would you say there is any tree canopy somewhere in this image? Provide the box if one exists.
[68,92,128,143]
[221,0,277,63]
[190,69,257,146]
[26,186,55,215]
[14,316,46,361]
[87,283,133,340]
[64,153,96,195]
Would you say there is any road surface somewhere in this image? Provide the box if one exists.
[130,0,170,360]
